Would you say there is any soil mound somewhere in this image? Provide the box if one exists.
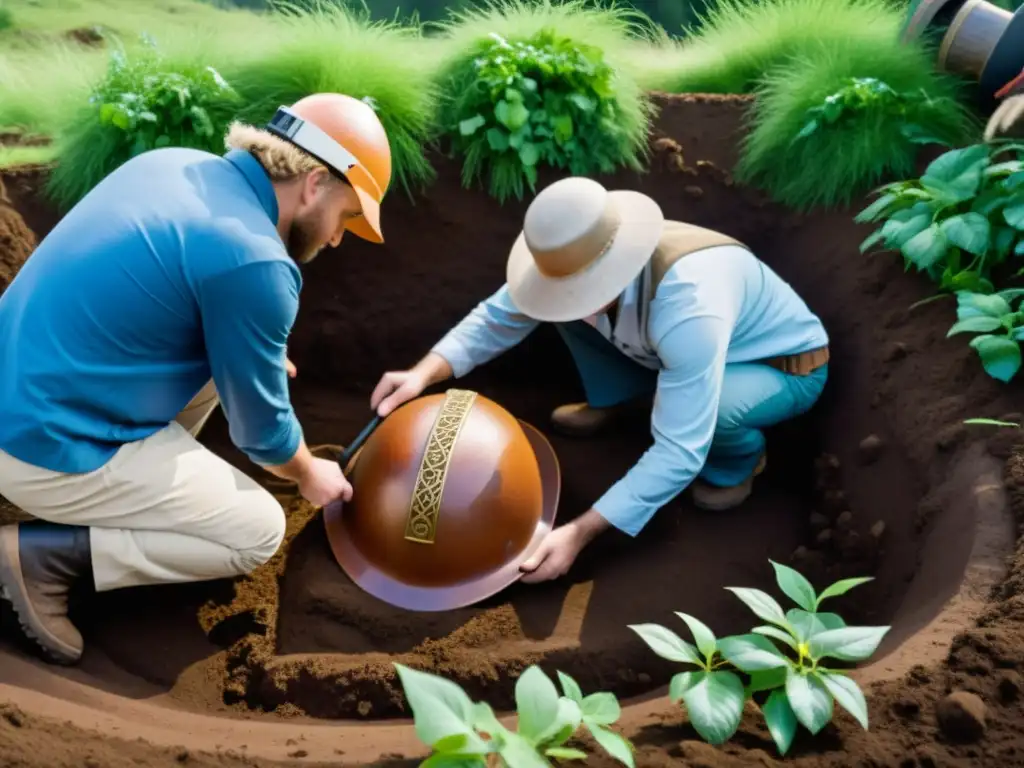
[0,175,36,295]
[0,94,1023,767]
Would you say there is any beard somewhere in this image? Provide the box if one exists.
[285,210,327,264]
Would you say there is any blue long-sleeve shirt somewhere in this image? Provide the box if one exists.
[0,147,303,474]
[431,244,828,536]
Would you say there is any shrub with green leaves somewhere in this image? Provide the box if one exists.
[393,662,635,767]
[791,77,955,149]
[441,27,647,202]
[856,142,1024,295]
[433,0,652,203]
[946,288,1024,382]
[629,560,889,756]
[737,37,976,211]
[47,37,240,210]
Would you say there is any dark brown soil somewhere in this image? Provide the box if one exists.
[2,93,1024,767]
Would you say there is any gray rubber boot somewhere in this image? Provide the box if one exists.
[0,522,92,665]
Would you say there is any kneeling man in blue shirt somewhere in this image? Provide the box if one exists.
[0,93,393,665]
[371,177,829,583]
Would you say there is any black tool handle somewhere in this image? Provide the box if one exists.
[339,414,382,469]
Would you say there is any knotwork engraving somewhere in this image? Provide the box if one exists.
[404,389,477,543]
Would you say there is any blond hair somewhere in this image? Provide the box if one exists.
[224,122,337,184]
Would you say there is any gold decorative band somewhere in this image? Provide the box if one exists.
[404,389,477,544]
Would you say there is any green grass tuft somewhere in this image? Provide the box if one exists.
[737,41,979,210]
[431,0,657,201]
[666,0,927,95]
[216,0,442,197]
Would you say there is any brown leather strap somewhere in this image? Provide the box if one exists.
[761,346,830,376]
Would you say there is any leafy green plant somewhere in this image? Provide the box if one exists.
[946,288,1024,382]
[856,142,1024,294]
[791,77,953,149]
[95,51,239,159]
[629,560,888,756]
[439,26,648,201]
[0,5,14,33]
[47,36,241,209]
[393,662,634,767]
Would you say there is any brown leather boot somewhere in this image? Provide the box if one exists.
[550,402,629,436]
[691,454,768,512]
[0,522,91,665]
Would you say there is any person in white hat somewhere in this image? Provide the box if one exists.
[371,177,829,583]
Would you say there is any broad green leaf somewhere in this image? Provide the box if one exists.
[589,725,635,768]
[557,671,583,704]
[421,753,488,768]
[816,576,874,605]
[498,730,550,768]
[486,128,509,152]
[581,692,620,726]
[669,671,704,702]
[762,689,798,756]
[819,670,869,729]
[515,666,561,742]
[922,144,990,201]
[940,213,991,255]
[902,224,948,269]
[675,612,717,660]
[545,746,588,761]
[724,587,788,627]
[769,560,817,611]
[786,610,845,643]
[985,159,1023,176]
[752,624,798,651]
[680,670,746,745]
[948,316,1004,335]
[538,697,582,747]
[971,335,1023,382]
[888,212,932,249]
[567,92,596,112]
[746,666,788,695]
[393,664,487,752]
[807,626,891,662]
[718,634,788,672]
[859,227,888,254]
[435,734,471,753]
[551,114,573,142]
[1017,239,1024,256]
[458,115,485,136]
[519,142,540,167]
[994,226,1018,259]
[959,292,1013,318]
[628,623,702,664]
[854,193,896,223]
[785,668,833,734]
[1005,201,1024,230]
[471,701,506,738]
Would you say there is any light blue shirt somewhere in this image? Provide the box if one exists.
[431,244,828,536]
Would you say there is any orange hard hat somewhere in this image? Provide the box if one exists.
[265,92,392,244]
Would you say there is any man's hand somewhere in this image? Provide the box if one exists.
[519,509,610,583]
[986,94,1024,141]
[371,352,454,417]
[286,357,297,378]
[296,457,353,507]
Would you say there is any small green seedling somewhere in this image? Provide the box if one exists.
[963,417,1021,427]
[856,142,1024,295]
[947,288,1024,382]
[628,560,889,756]
[792,77,952,149]
[393,662,634,767]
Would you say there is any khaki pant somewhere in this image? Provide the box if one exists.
[0,380,286,592]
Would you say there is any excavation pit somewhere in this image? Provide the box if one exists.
[0,94,1021,767]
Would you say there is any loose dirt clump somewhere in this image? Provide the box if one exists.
[1,93,1024,767]
[0,175,36,294]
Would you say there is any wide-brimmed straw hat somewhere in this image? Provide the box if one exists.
[506,177,665,323]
